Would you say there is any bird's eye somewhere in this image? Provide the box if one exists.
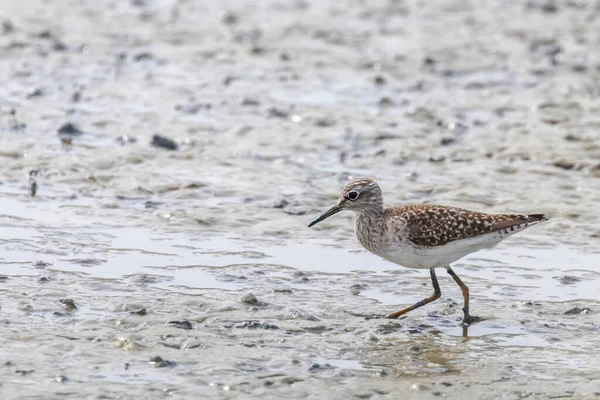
[347,191,359,200]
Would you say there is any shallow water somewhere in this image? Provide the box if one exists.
[1,0,600,398]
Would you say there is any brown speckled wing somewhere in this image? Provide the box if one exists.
[387,205,546,247]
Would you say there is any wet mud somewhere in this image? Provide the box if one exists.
[1,0,600,398]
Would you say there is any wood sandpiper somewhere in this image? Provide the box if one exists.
[308,177,547,325]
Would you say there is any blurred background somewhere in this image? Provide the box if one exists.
[0,0,599,398]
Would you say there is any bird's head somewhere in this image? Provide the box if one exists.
[308,177,383,227]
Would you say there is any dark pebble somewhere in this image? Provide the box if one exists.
[151,135,178,150]
[149,356,176,368]
[166,320,193,330]
[59,298,77,311]
[37,29,52,39]
[222,75,235,86]
[374,75,386,85]
[378,96,394,106]
[564,307,592,315]
[240,293,259,305]
[133,52,153,61]
[272,199,289,209]
[235,320,279,330]
[564,134,582,142]
[554,275,581,284]
[130,308,147,316]
[15,369,34,376]
[429,155,445,163]
[2,20,15,34]
[240,97,260,106]
[264,107,289,119]
[221,12,238,25]
[57,123,83,136]
[314,117,335,127]
[55,375,68,383]
[174,103,211,114]
[249,45,264,54]
[281,376,303,385]
[553,160,575,170]
[440,137,456,146]
[52,40,67,51]
[144,201,161,208]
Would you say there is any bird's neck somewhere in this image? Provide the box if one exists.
[355,208,385,253]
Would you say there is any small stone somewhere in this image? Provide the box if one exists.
[553,159,575,170]
[57,123,83,136]
[165,320,192,330]
[59,298,77,311]
[264,107,289,119]
[440,137,455,146]
[240,293,259,305]
[2,20,15,34]
[314,117,335,127]
[249,45,264,54]
[564,307,592,315]
[554,275,581,285]
[378,97,393,106]
[133,52,153,61]
[55,375,68,383]
[374,75,386,85]
[151,135,178,150]
[564,134,582,142]
[281,376,303,385]
[130,308,147,316]
[149,356,176,368]
[240,97,260,106]
[235,320,279,330]
[220,12,238,25]
[52,40,67,51]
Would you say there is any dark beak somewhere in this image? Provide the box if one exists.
[308,204,343,227]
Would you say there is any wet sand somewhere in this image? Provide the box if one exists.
[1,0,600,398]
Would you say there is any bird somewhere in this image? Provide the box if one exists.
[308,177,547,325]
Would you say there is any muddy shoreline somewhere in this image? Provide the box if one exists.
[1,0,600,398]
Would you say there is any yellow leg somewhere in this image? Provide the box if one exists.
[446,266,481,325]
[386,268,441,319]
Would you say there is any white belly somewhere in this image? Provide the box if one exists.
[376,232,507,269]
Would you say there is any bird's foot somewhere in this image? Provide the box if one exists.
[461,307,483,326]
